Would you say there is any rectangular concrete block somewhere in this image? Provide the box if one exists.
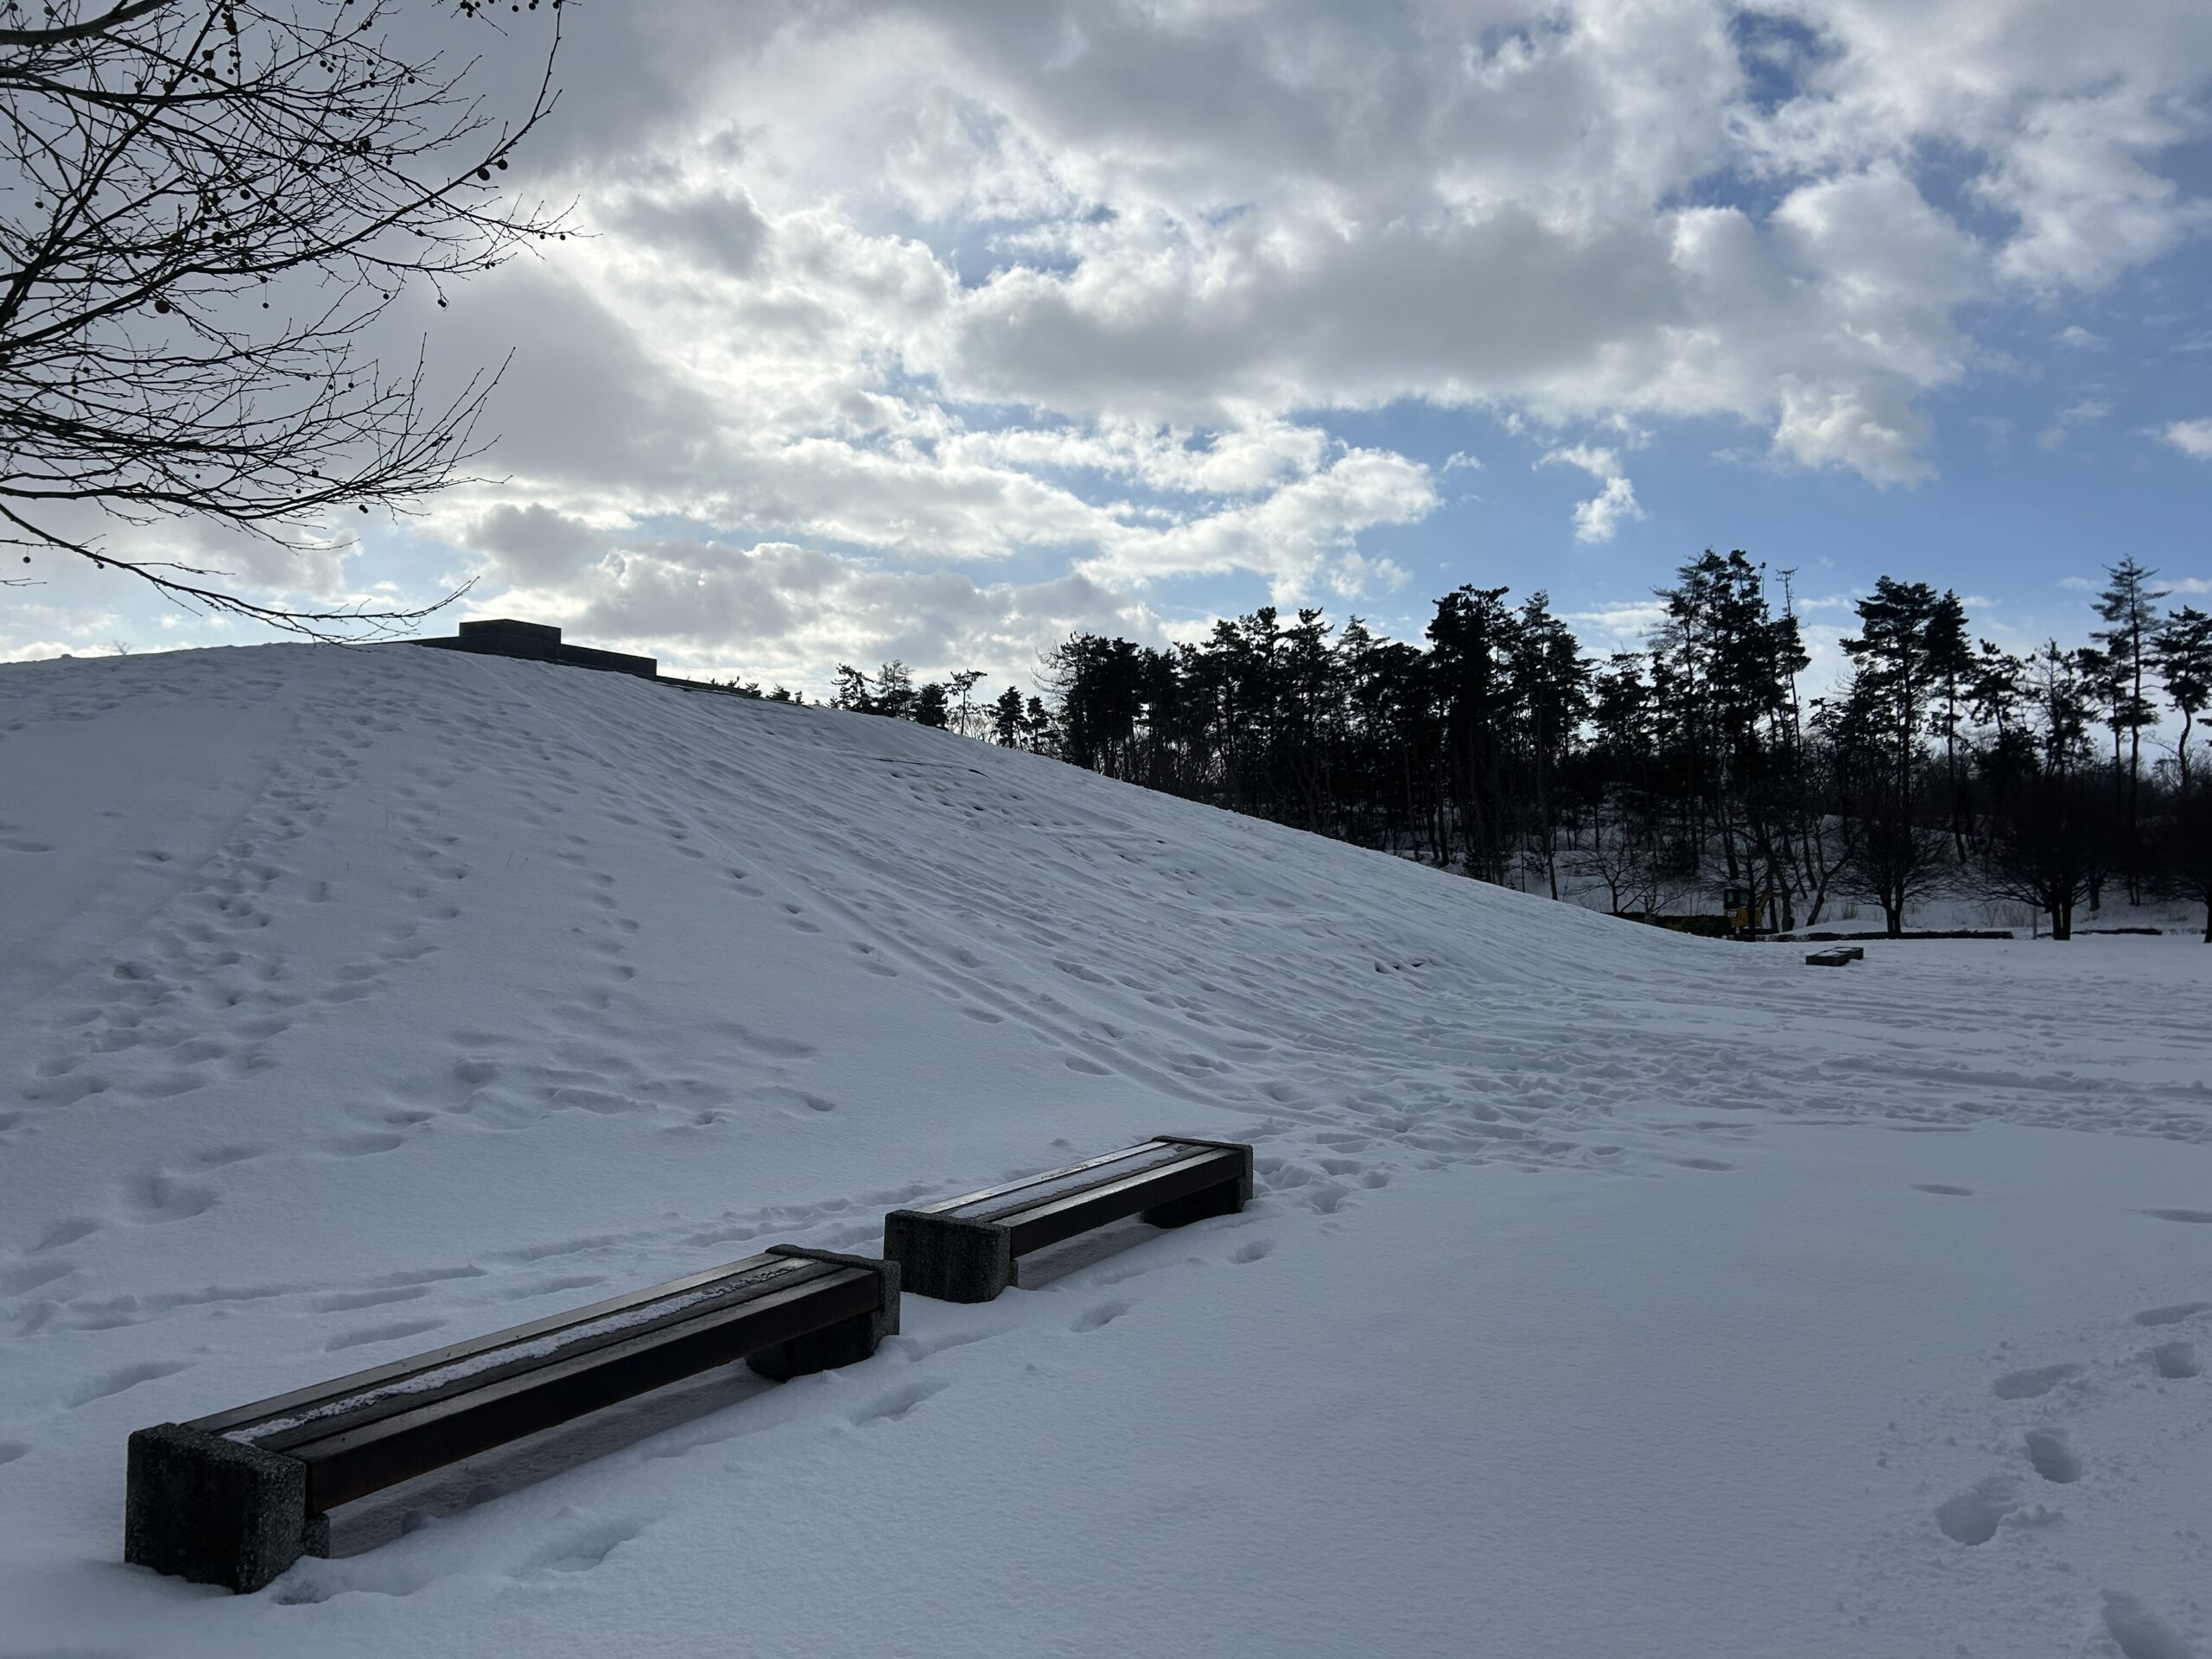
[882,1210,1016,1303]
[125,1423,321,1593]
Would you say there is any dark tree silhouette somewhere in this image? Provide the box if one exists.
[2092,558,2170,899]
[1835,577,1949,935]
[1982,772,2112,941]
[0,0,564,632]
[852,559,2190,943]
[2156,606,2212,791]
[2153,783,2212,944]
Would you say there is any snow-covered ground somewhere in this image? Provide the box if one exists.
[2,643,2207,1658]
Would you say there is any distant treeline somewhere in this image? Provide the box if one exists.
[812,551,2212,942]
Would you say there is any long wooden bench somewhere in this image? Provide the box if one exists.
[884,1135,1254,1303]
[125,1245,898,1592]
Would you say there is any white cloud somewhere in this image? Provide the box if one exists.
[2036,397,2113,451]
[1981,89,2212,291]
[15,0,2212,669]
[1569,475,1645,543]
[1539,445,1624,481]
[1539,443,1643,541]
[513,536,1166,689]
[1325,550,1412,599]
[1076,445,1438,599]
[1562,601,1668,647]
[1770,379,1933,484]
[2161,418,2212,460]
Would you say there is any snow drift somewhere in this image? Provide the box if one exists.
[1,643,2208,1656]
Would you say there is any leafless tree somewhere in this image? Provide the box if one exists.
[1,0,566,633]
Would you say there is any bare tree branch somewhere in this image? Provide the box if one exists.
[0,0,174,50]
[0,0,568,637]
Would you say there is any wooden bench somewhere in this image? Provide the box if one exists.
[885,1136,1254,1303]
[125,1245,898,1592]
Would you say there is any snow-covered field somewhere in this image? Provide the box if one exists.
[2,643,2207,1658]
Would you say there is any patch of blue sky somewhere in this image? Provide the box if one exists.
[946,230,1077,289]
[1469,14,1575,73]
[1656,163,1798,225]
[1263,364,2206,679]
[1726,10,1834,118]
[1905,134,2027,249]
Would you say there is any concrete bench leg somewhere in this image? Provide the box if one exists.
[746,1246,902,1379]
[125,1424,326,1593]
[882,1211,1015,1303]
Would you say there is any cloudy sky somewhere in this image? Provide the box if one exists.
[8,0,2212,696]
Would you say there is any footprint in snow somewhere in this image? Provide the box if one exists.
[2133,1303,2212,1327]
[1071,1300,1132,1333]
[1934,1476,2020,1545]
[1230,1239,1274,1265]
[2101,1592,2196,1659]
[2024,1427,2082,1484]
[0,1258,75,1295]
[523,1512,647,1576]
[326,1318,448,1353]
[67,1360,190,1408]
[322,1132,406,1159]
[313,1286,429,1313]
[1992,1363,2082,1400]
[121,1173,217,1224]
[32,1217,101,1253]
[851,1378,949,1426]
[2148,1342,2201,1380]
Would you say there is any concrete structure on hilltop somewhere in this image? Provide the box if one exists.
[410,619,658,680]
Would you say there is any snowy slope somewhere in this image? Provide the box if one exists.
[1,643,2208,1657]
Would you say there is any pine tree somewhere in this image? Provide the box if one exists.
[1926,592,1973,858]
[2092,557,2170,898]
[992,684,1027,747]
[2154,607,2212,792]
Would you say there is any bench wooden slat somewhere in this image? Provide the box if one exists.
[908,1140,1185,1217]
[1003,1147,1243,1255]
[291,1267,880,1510]
[238,1259,842,1457]
[950,1141,1200,1223]
[188,1252,817,1438]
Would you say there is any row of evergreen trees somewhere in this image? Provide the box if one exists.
[823,553,2212,942]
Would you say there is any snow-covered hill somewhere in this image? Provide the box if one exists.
[2,643,2208,1657]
